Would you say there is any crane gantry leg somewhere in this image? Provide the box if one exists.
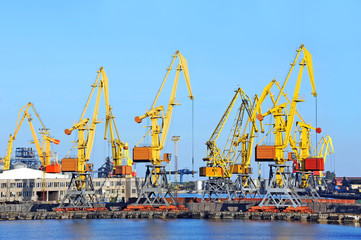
[293,171,320,201]
[314,175,329,192]
[58,173,100,209]
[234,174,261,199]
[259,164,303,208]
[201,178,236,202]
[135,165,178,207]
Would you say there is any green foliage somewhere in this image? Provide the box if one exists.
[325,171,336,181]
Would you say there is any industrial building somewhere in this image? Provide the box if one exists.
[0,167,140,203]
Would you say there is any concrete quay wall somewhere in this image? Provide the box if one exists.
[0,210,360,226]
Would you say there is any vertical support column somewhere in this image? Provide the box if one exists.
[171,136,180,184]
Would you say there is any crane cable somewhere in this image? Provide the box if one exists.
[191,100,194,177]
[315,95,318,154]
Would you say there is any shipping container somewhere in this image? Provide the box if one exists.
[115,165,132,175]
[61,158,78,172]
[304,158,324,171]
[133,147,152,162]
[255,145,276,162]
[199,167,223,177]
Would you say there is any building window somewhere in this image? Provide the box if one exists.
[36,183,41,188]
[132,189,136,194]
[10,183,16,188]
[10,192,15,197]
[1,192,6,197]
[1,183,6,188]
[60,182,65,187]
[30,182,35,188]
[17,183,23,188]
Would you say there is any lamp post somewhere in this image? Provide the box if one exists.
[171,136,180,185]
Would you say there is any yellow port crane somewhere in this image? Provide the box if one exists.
[312,135,334,189]
[105,106,130,176]
[295,121,321,171]
[1,102,59,170]
[201,88,252,178]
[60,67,126,209]
[133,50,193,207]
[256,44,318,208]
[200,87,254,201]
[231,80,280,198]
[236,80,276,176]
[64,67,126,174]
[134,50,193,165]
[289,121,323,199]
[314,135,334,164]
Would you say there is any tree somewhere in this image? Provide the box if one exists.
[325,171,336,181]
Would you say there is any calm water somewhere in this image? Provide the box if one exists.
[1,219,361,240]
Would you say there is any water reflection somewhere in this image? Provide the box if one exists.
[65,219,94,240]
[1,218,361,240]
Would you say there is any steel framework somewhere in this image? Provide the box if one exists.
[202,178,236,202]
[58,173,99,208]
[135,165,178,207]
[259,164,303,208]
[294,171,320,201]
[234,174,261,199]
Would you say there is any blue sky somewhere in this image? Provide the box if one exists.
[0,1,360,180]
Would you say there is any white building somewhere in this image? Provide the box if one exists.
[0,168,140,203]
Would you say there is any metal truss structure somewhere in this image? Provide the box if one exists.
[201,178,236,202]
[135,165,178,207]
[59,173,99,208]
[293,171,320,201]
[259,164,303,208]
[234,174,262,199]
